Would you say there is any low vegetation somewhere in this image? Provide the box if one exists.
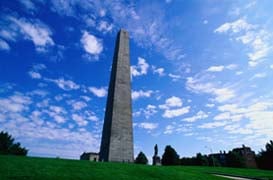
[1,155,273,180]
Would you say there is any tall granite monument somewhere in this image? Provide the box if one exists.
[99,29,134,162]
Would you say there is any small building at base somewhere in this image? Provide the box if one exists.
[80,152,99,162]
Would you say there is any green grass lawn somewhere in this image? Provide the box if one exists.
[1,155,273,180]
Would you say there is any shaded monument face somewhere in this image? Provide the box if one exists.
[99,30,134,162]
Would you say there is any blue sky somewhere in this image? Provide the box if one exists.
[1,0,273,162]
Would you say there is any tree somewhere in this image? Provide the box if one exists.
[0,131,28,156]
[135,151,148,164]
[195,153,209,166]
[226,151,245,168]
[256,140,273,170]
[162,145,179,166]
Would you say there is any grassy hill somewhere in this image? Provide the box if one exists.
[1,155,273,180]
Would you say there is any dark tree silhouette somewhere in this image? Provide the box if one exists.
[256,140,273,170]
[162,145,179,166]
[226,151,245,168]
[195,153,209,166]
[135,151,148,164]
[0,131,28,156]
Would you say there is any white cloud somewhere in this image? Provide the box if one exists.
[183,111,208,122]
[215,101,273,138]
[53,115,66,123]
[49,105,65,114]
[198,121,227,129]
[152,66,165,76]
[72,114,88,126]
[138,122,158,130]
[159,96,183,109]
[28,64,46,79]
[0,89,101,159]
[0,39,10,51]
[144,105,157,118]
[166,97,182,107]
[99,9,106,17]
[162,106,190,118]
[72,101,87,110]
[80,96,91,102]
[164,125,174,134]
[131,57,149,77]
[251,72,267,80]
[88,87,107,97]
[46,78,80,91]
[226,64,238,70]
[163,123,191,134]
[205,103,215,108]
[27,89,48,97]
[97,21,113,33]
[81,31,103,56]
[196,136,213,142]
[186,75,235,103]
[207,64,237,72]
[9,16,54,51]
[33,64,46,71]
[46,106,67,124]
[132,90,153,100]
[168,73,181,81]
[213,88,235,103]
[159,96,189,118]
[236,71,243,75]
[0,93,32,113]
[28,71,41,79]
[84,110,99,122]
[134,104,158,119]
[207,65,224,72]
[214,19,254,33]
[213,112,231,121]
[270,64,273,69]
[215,18,271,67]
[19,0,37,12]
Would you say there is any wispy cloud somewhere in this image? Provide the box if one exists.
[46,78,80,91]
[0,39,10,51]
[186,73,235,103]
[207,65,224,72]
[28,64,46,79]
[9,16,54,52]
[28,71,42,79]
[168,73,182,81]
[88,87,107,97]
[162,107,190,118]
[132,90,153,100]
[215,18,272,67]
[131,57,149,77]
[183,111,208,122]
[152,66,165,76]
[138,122,158,130]
[134,104,158,119]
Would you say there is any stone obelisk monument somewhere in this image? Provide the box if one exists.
[99,29,134,162]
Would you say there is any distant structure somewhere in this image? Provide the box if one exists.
[233,145,257,168]
[209,145,257,168]
[99,29,134,162]
[209,151,227,166]
[80,152,99,162]
[152,144,161,165]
